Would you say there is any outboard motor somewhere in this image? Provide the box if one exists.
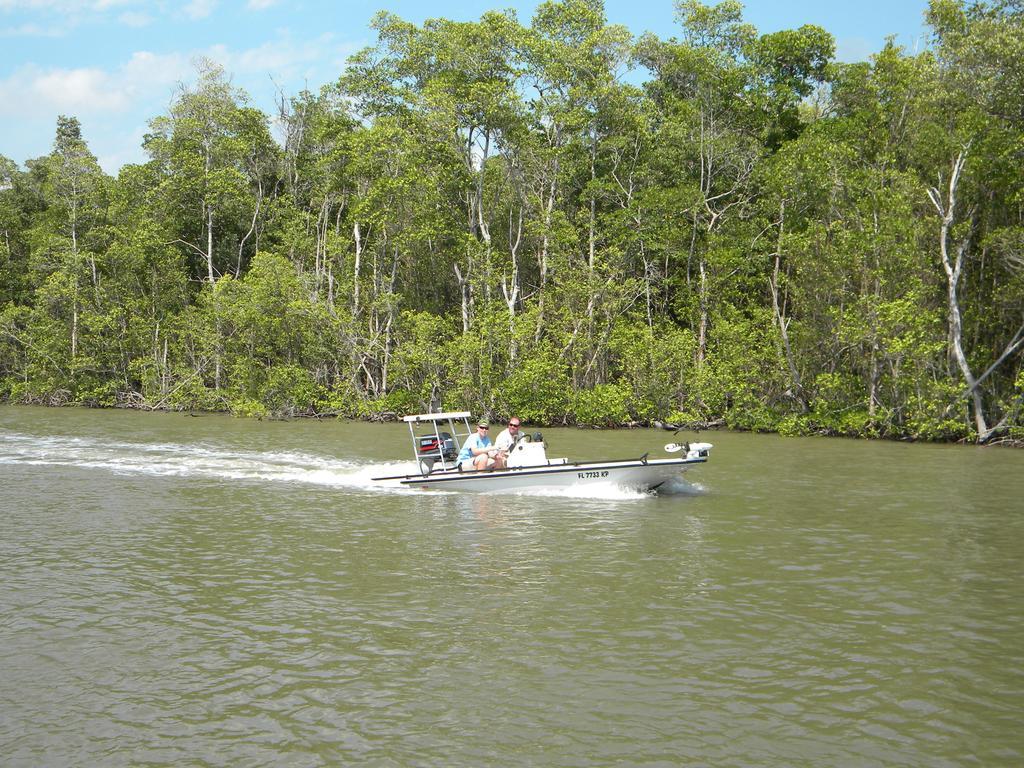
[439,432,457,460]
[417,431,457,461]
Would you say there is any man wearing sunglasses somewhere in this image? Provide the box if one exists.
[492,417,523,469]
[458,419,497,471]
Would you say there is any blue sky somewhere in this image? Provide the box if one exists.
[0,0,932,173]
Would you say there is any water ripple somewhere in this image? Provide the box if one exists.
[2,412,1023,765]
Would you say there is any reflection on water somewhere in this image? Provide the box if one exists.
[1,406,1023,767]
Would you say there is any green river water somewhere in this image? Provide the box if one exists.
[1,405,1022,766]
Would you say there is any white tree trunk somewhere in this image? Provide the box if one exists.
[768,202,805,409]
[928,148,988,438]
[353,221,363,317]
[206,206,215,283]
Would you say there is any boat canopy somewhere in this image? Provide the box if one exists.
[402,411,472,423]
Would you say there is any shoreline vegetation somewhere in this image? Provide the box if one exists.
[8,400,1024,449]
[1,1,1022,445]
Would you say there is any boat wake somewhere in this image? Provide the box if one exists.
[658,477,707,496]
[502,483,655,501]
[0,429,706,500]
[0,429,420,493]
[511,478,706,500]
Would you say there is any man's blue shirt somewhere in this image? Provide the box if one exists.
[458,433,491,463]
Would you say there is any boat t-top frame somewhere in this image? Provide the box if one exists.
[403,411,474,475]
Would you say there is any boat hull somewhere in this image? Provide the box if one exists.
[379,457,706,493]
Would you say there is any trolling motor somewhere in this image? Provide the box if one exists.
[656,420,710,458]
[664,440,711,458]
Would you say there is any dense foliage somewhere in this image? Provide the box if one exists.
[1,0,1022,442]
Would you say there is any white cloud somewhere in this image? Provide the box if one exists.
[0,1,158,36]
[0,35,341,123]
[0,51,189,118]
[117,11,151,27]
[220,38,320,76]
[0,27,358,171]
[93,0,137,9]
[198,32,350,87]
[34,67,129,110]
[0,21,65,36]
[0,0,69,9]
[0,0,133,11]
[246,0,277,9]
[122,49,191,83]
[182,0,215,20]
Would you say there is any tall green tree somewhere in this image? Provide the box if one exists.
[145,59,279,284]
[919,0,1024,440]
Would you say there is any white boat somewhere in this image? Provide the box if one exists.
[371,411,711,493]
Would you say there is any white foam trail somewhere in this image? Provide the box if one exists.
[658,477,706,495]
[504,482,654,501]
[502,474,706,499]
[0,429,420,493]
[0,429,697,499]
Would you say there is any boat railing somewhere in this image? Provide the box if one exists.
[406,413,473,475]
